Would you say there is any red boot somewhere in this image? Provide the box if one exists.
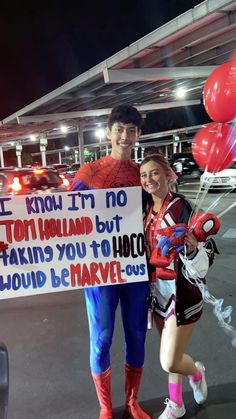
[125,364,150,419]
[92,367,112,419]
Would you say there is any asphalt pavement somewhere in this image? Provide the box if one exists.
[0,185,235,419]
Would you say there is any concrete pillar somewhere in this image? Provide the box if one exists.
[40,138,48,167]
[173,135,179,154]
[40,148,46,167]
[77,125,84,165]
[16,144,22,168]
[74,150,79,163]
[0,147,4,168]
[165,145,168,159]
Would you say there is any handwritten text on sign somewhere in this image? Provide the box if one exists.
[0,187,148,299]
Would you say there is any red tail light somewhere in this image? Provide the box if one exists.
[59,174,70,187]
[9,177,23,192]
[33,169,44,175]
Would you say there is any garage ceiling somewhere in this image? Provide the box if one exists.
[0,0,235,149]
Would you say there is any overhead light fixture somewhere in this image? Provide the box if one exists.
[95,128,105,142]
[30,134,37,141]
[64,145,70,151]
[175,87,187,99]
[60,125,68,134]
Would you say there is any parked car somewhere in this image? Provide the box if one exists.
[170,152,203,181]
[64,163,81,182]
[200,160,236,191]
[0,167,70,195]
[0,173,9,195]
[49,163,70,173]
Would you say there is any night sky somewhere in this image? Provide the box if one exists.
[0,0,205,121]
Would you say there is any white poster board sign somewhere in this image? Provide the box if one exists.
[0,187,148,300]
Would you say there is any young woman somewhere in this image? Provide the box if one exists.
[140,153,209,419]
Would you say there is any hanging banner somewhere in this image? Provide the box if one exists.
[0,187,148,300]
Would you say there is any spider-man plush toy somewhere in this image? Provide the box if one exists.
[149,212,220,280]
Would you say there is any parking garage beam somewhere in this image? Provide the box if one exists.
[0,147,4,168]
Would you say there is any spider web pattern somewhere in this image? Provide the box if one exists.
[72,155,140,190]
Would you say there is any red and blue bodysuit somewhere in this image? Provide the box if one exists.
[71,155,149,374]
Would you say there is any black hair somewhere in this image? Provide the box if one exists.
[107,105,143,129]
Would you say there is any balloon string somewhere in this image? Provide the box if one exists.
[203,286,236,348]
[181,256,236,348]
[217,201,236,219]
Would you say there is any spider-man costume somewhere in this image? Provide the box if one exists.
[72,155,142,190]
[71,155,149,374]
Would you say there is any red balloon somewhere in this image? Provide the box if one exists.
[203,60,236,123]
[192,122,236,173]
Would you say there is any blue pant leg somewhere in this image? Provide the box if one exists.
[84,285,120,374]
[120,281,149,367]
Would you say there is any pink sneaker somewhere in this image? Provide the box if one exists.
[189,361,207,404]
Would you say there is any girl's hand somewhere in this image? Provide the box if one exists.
[184,231,198,254]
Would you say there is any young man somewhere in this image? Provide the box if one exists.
[71,105,150,419]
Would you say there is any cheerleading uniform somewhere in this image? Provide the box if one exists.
[71,155,149,374]
[144,192,209,326]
